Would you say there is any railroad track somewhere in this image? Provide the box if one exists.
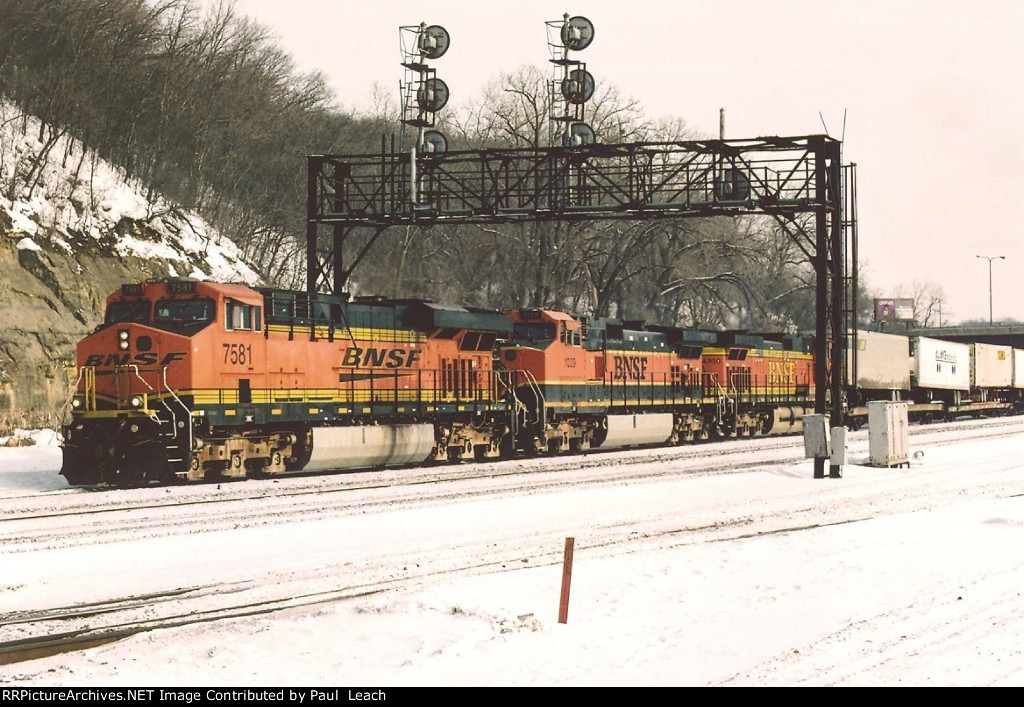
[2,416,1020,549]
[1,416,1021,667]
[7,449,1022,669]
[0,469,957,668]
[0,581,388,666]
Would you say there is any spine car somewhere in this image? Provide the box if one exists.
[59,281,1024,486]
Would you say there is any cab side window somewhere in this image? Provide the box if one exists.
[226,301,262,332]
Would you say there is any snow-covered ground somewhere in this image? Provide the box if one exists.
[0,419,1023,687]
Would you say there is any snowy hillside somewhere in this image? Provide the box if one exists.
[0,100,261,284]
[0,100,265,432]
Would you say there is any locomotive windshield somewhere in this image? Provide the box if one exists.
[105,300,150,324]
[153,298,215,331]
[512,322,556,343]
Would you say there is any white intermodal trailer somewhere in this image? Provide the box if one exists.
[912,336,970,392]
[847,330,912,393]
[955,342,1013,414]
[908,336,971,420]
[844,331,913,426]
[971,342,1014,389]
[908,338,1013,417]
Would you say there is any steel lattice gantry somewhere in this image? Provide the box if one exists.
[306,134,856,478]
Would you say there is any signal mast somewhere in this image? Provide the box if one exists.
[546,14,596,147]
[399,22,451,207]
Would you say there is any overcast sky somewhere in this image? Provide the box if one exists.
[212,0,1024,324]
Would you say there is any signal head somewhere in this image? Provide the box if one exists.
[560,15,595,51]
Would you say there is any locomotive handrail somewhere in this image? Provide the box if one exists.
[497,370,526,411]
[60,366,89,422]
[728,371,750,403]
[518,369,546,428]
[160,366,193,460]
[124,365,158,420]
[334,365,510,407]
[707,374,732,425]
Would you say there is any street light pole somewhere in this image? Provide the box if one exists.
[976,254,1006,325]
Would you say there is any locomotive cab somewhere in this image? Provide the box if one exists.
[499,309,596,396]
[61,280,265,486]
[498,309,682,453]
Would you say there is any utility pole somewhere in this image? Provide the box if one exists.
[976,254,1006,325]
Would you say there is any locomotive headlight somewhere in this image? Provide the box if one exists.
[71,398,82,409]
[118,330,129,350]
[130,395,144,408]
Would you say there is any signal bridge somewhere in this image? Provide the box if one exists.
[304,133,856,479]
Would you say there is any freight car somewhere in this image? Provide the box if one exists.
[845,330,1022,424]
[59,280,1022,487]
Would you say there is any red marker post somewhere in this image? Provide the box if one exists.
[558,537,574,624]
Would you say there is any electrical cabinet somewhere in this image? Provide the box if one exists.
[868,400,909,468]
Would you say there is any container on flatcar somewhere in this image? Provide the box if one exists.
[912,337,970,391]
[970,343,1013,389]
[845,330,911,392]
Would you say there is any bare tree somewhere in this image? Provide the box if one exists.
[893,280,948,328]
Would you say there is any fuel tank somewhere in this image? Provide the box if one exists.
[598,413,674,448]
[303,424,435,472]
[765,406,813,435]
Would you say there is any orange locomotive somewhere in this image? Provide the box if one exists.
[699,333,815,437]
[61,281,818,487]
[61,280,515,486]
[496,310,816,455]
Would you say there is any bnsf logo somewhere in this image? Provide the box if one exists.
[342,346,423,368]
[83,352,188,367]
[768,361,797,385]
[613,355,649,381]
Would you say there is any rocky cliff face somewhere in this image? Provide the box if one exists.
[0,105,262,434]
[0,224,188,432]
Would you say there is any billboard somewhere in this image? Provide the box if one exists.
[874,298,915,323]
